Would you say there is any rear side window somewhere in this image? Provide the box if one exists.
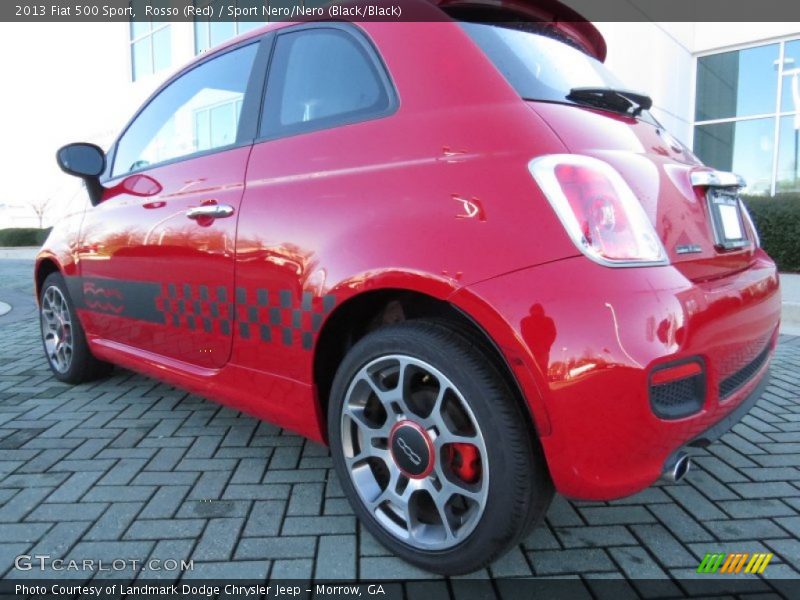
[260,28,392,137]
[113,43,258,177]
[461,22,622,103]
[461,22,657,125]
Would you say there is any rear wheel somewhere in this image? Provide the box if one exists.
[39,272,112,383]
[328,320,553,575]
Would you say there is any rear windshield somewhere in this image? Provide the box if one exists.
[461,22,656,123]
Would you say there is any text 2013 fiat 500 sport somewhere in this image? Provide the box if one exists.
[39,0,780,574]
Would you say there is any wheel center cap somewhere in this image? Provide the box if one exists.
[389,421,434,479]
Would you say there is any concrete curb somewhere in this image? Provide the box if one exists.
[780,274,800,336]
[782,301,800,336]
[0,247,39,259]
[0,289,37,325]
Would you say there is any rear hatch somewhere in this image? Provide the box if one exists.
[460,21,758,281]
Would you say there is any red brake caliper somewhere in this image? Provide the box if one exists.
[448,443,481,484]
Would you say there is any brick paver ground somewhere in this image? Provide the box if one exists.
[1,259,799,592]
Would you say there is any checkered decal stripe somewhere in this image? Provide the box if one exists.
[231,287,336,350]
[155,284,234,337]
[155,283,336,350]
[66,276,335,352]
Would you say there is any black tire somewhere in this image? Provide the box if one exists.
[39,272,112,383]
[328,320,553,575]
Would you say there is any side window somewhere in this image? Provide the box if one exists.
[113,43,258,177]
[261,28,392,137]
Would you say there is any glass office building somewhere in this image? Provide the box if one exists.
[695,39,800,196]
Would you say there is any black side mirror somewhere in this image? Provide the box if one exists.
[57,143,105,177]
[56,143,106,205]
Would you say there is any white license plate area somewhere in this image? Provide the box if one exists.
[708,190,749,250]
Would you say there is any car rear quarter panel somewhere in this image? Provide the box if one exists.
[455,252,780,498]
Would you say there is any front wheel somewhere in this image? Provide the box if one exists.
[39,272,112,383]
[328,320,553,575]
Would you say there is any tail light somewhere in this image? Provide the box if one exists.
[529,154,668,266]
[739,200,760,248]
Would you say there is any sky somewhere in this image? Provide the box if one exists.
[0,22,148,228]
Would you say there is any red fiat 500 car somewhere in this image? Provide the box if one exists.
[39,0,780,574]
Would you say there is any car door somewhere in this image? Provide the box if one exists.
[76,40,265,369]
[234,23,398,380]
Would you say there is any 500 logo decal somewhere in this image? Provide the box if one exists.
[697,552,772,574]
[396,437,422,466]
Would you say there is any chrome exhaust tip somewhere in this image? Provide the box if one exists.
[662,452,691,483]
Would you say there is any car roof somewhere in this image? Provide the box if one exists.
[187,0,606,67]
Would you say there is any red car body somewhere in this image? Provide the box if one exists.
[38,3,781,502]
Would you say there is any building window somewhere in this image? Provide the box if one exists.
[694,38,800,195]
[194,0,265,54]
[130,21,172,81]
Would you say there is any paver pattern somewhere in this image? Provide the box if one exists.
[0,258,799,595]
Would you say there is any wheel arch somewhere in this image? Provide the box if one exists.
[35,256,63,302]
[312,285,548,443]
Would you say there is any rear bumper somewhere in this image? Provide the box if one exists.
[688,362,770,448]
[457,250,780,500]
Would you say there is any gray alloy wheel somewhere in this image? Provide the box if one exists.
[38,271,112,384]
[340,354,489,550]
[41,285,74,373]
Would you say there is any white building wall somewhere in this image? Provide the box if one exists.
[693,22,800,54]
[596,22,696,145]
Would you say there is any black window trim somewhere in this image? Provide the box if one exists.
[254,21,399,144]
[104,33,273,184]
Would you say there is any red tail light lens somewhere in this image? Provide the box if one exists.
[529,155,668,266]
[739,200,761,248]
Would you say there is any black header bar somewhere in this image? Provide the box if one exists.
[5,0,800,22]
